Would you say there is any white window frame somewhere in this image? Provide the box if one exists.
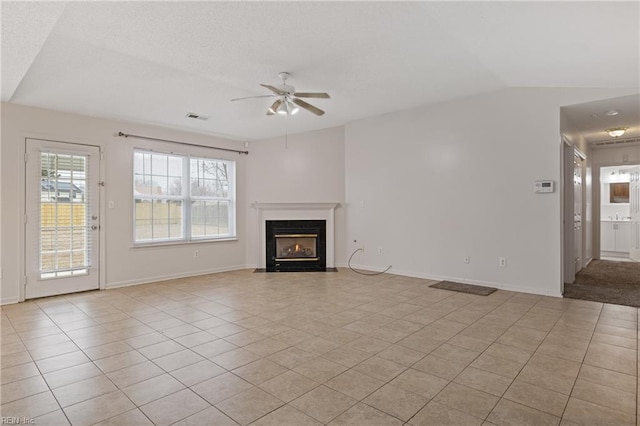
[189,157,236,241]
[133,149,236,245]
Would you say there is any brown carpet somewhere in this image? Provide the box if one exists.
[563,259,640,307]
[430,281,497,296]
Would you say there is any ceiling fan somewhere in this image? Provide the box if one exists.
[231,72,330,116]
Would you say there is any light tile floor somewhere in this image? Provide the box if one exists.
[1,269,637,425]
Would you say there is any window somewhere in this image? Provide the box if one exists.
[133,150,235,243]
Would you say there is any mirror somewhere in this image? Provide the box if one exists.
[610,183,630,203]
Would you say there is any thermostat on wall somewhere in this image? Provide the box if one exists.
[534,180,554,193]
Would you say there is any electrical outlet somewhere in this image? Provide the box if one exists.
[499,257,507,267]
[378,247,383,255]
[194,250,199,258]
[464,256,470,264]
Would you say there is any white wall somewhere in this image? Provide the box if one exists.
[344,87,635,296]
[3,87,637,304]
[601,203,630,220]
[594,145,640,168]
[1,103,248,304]
[244,127,346,267]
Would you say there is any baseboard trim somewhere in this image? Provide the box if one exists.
[1,296,20,306]
[600,251,629,258]
[106,265,249,290]
[345,263,561,298]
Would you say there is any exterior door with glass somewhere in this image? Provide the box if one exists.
[25,139,100,299]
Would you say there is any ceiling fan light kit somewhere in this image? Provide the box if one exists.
[270,100,299,115]
[606,127,628,138]
[232,72,330,116]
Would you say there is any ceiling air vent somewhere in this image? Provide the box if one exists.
[592,137,639,148]
[185,112,208,121]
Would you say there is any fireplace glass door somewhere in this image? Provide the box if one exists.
[275,234,318,260]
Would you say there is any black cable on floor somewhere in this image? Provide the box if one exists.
[347,248,392,276]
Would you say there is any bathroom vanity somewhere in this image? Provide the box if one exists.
[601,219,631,255]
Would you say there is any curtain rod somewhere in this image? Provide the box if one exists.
[117,131,249,155]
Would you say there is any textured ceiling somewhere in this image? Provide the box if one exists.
[2,1,639,141]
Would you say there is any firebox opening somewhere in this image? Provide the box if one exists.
[275,235,318,260]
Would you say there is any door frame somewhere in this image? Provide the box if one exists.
[562,137,587,289]
[21,135,106,302]
[593,161,640,260]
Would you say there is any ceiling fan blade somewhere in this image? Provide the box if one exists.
[267,99,283,115]
[231,94,276,102]
[292,98,325,116]
[260,84,285,95]
[293,92,330,99]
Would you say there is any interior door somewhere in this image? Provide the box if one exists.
[25,139,101,299]
[573,153,583,272]
[630,166,640,262]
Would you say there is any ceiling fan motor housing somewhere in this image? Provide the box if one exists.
[278,84,296,95]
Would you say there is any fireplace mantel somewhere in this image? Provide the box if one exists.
[252,202,340,269]
[252,202,340,211]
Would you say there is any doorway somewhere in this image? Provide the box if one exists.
[561,95,640,306]
[25,139,101,299]
[599,164,639,262]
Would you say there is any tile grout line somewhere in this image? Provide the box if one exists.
[403,292,555,424]
[4,274,637,425]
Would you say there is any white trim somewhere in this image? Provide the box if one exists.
[1,296,20,306]
[574,146,587,161]
[106,264,247,289]
[99,146,107,290]
[132,237,238,249]
[252,202,340,210]
[347,263,563,298]
[133,150,237,244]
[252,202,340,269]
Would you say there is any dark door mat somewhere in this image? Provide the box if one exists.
[430,281,497,296]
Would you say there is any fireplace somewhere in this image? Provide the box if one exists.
[266,220,326,271]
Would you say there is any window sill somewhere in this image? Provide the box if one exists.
[132,237,238,249]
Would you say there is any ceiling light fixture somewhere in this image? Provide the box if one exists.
[273,99,299,115]
[606,127,628,138]
[605,110,620,116]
